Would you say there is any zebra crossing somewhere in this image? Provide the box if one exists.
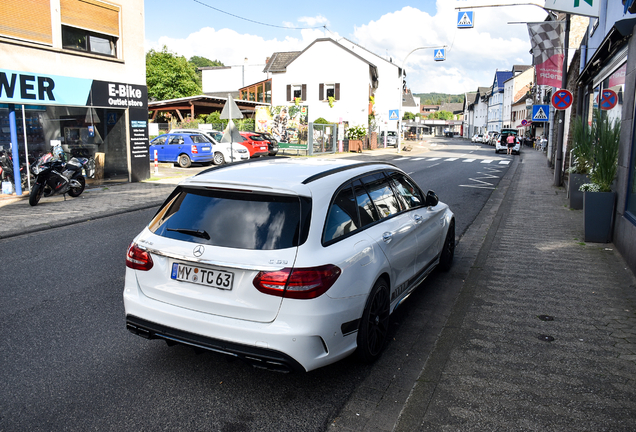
[391,156,511,165]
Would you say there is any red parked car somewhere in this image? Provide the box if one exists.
[239,132,270,157]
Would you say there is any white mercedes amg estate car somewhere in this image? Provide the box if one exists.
[124,158,455,372]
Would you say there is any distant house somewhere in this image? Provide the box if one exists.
[487,70,513,133]
[263,37,403,131]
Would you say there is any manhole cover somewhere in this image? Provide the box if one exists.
[537,315,554,321]
[538,334,555,342]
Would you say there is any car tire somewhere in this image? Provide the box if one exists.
[438,220,455,272]
[356,278,390,363]
[213,152,225,165]
[178,154,192,168]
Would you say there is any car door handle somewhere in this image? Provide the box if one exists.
[382,232,392,243]
[414,214,423,224]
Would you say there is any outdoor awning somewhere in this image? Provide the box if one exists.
[578,17,636,85]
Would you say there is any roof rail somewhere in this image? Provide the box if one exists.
[195,156,287,177]
[302,162,395,184]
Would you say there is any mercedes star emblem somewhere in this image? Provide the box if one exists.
[193,245,205,257]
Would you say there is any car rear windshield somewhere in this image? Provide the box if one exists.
[149,187,311,250]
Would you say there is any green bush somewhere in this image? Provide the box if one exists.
[314,117,331,124]
[346,125,366,140]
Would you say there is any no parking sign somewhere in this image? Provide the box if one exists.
[551,89,573,110]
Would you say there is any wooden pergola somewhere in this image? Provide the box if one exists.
[148,95,269,121]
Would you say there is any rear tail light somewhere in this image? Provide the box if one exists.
[253,265,341,299]
[126,242,154,271]
[191,145,198,154]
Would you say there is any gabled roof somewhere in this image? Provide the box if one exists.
[464,91,478,109]
[262,51,301,73]
[279,38,379,87]
[512,65,532,74]
[439,103,464,114]
[493,71,513,92]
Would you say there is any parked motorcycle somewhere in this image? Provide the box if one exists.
[29,146,89,206]
[0,150,33,192]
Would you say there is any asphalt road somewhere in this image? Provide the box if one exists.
[0,137,510,431]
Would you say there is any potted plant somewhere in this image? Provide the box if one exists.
[346,125,366,153]
[568,116,594,209]
[580,111,620,243]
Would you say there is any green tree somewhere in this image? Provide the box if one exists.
[428,110,453,120]
[402,112,416,121]
[189,56,224,88]
[205,111,228,130]
[146,46,201,101]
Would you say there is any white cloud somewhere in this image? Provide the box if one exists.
[145,1,547,94]
[351,1,547,93]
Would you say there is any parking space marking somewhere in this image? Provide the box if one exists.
[499,161,511,165]
[462,159,476,162]
[481,160,493,164]
[444,158,458,161]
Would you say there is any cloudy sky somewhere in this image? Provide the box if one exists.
[144,0,548,95]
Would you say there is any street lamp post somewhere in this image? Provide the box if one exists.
[397,46,446,154]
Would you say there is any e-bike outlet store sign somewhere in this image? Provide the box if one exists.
[0,69,149,182]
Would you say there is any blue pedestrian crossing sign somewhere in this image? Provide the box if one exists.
[389,109,399,120]
[532,104,550,122]
[434,49,446,61]
[457,11,474,28]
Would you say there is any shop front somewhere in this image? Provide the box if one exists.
[0,68,149,193]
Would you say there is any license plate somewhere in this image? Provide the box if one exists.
[171,262,233,290]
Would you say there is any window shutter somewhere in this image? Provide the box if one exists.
[319,83,324,101]
[0,0,52,44]
[286,85,291,102]
[301,84,307,101]
[335,83,340,100]
[60,0,120,37]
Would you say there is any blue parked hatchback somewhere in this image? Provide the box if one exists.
[149,133,214,168]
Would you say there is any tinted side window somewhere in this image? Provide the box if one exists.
[324,184,359,242]
[354,180,380,227]
[387,172,424,210]
[360,172,400,219]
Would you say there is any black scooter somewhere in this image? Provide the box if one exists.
[29,148,89,206]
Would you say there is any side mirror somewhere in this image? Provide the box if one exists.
[425,190,439,207]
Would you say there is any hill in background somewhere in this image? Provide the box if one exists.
[414,93,464,105]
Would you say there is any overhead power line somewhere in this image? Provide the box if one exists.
[192,0,327,30]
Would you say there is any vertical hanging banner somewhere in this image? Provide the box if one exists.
[527,21,565,88]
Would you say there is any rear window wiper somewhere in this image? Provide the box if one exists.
[166,228,211,240]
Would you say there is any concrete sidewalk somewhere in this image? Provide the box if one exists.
[392,149,636,431]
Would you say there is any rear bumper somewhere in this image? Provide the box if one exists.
[123,269,362,372]
[126,315,304,372]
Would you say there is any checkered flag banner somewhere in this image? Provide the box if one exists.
[527,21,565,66]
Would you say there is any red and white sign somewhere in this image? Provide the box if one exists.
[551,89,573,110]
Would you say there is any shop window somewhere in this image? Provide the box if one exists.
[257,85,264,102]
[62,25,117,57]
[265,81,271,104]
[626,125,636,223]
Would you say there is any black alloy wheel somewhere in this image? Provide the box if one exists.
[67,176,85,197]
[357,279,390,363]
